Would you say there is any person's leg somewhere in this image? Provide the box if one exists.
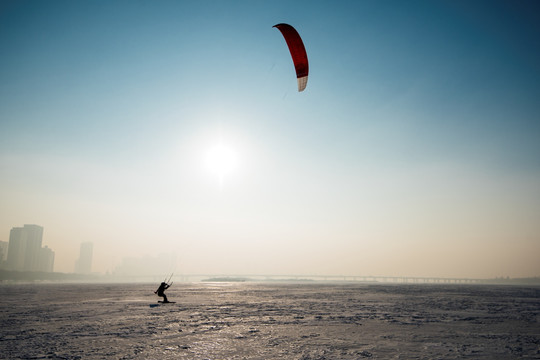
[163,294,168,303]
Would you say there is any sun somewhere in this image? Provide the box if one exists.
[205,142,238,185]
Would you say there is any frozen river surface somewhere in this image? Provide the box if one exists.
[1,282,539,359]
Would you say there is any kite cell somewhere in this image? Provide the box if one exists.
[273,23,309,92]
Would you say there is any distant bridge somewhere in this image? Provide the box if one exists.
[179,274,485,284]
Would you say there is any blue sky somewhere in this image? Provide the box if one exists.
[1,0,539,277]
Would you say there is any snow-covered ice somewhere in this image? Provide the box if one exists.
[1,282,539,359]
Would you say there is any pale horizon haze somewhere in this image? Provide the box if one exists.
[1,0,539,278]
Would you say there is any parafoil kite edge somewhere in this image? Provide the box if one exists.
[273,23,309,92]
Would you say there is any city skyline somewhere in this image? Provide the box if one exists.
[0,225,538,281]
[1,1,539,278]
[5,224,54,273]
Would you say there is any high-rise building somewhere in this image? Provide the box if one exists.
[75,242,93,274]
[22,225,43,272]
[7,226,28,271]
[39,246,55,272]
[0,241,8,269]
[6,225,53,272]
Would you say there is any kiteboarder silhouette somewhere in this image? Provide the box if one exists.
[155,273,173,303]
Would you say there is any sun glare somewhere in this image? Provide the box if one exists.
[205,142,238,184]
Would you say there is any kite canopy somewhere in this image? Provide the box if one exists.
[273,23,309,92]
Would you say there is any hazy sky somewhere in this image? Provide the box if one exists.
[1,0,539,278]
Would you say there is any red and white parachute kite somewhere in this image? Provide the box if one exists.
[273,23,309,92]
